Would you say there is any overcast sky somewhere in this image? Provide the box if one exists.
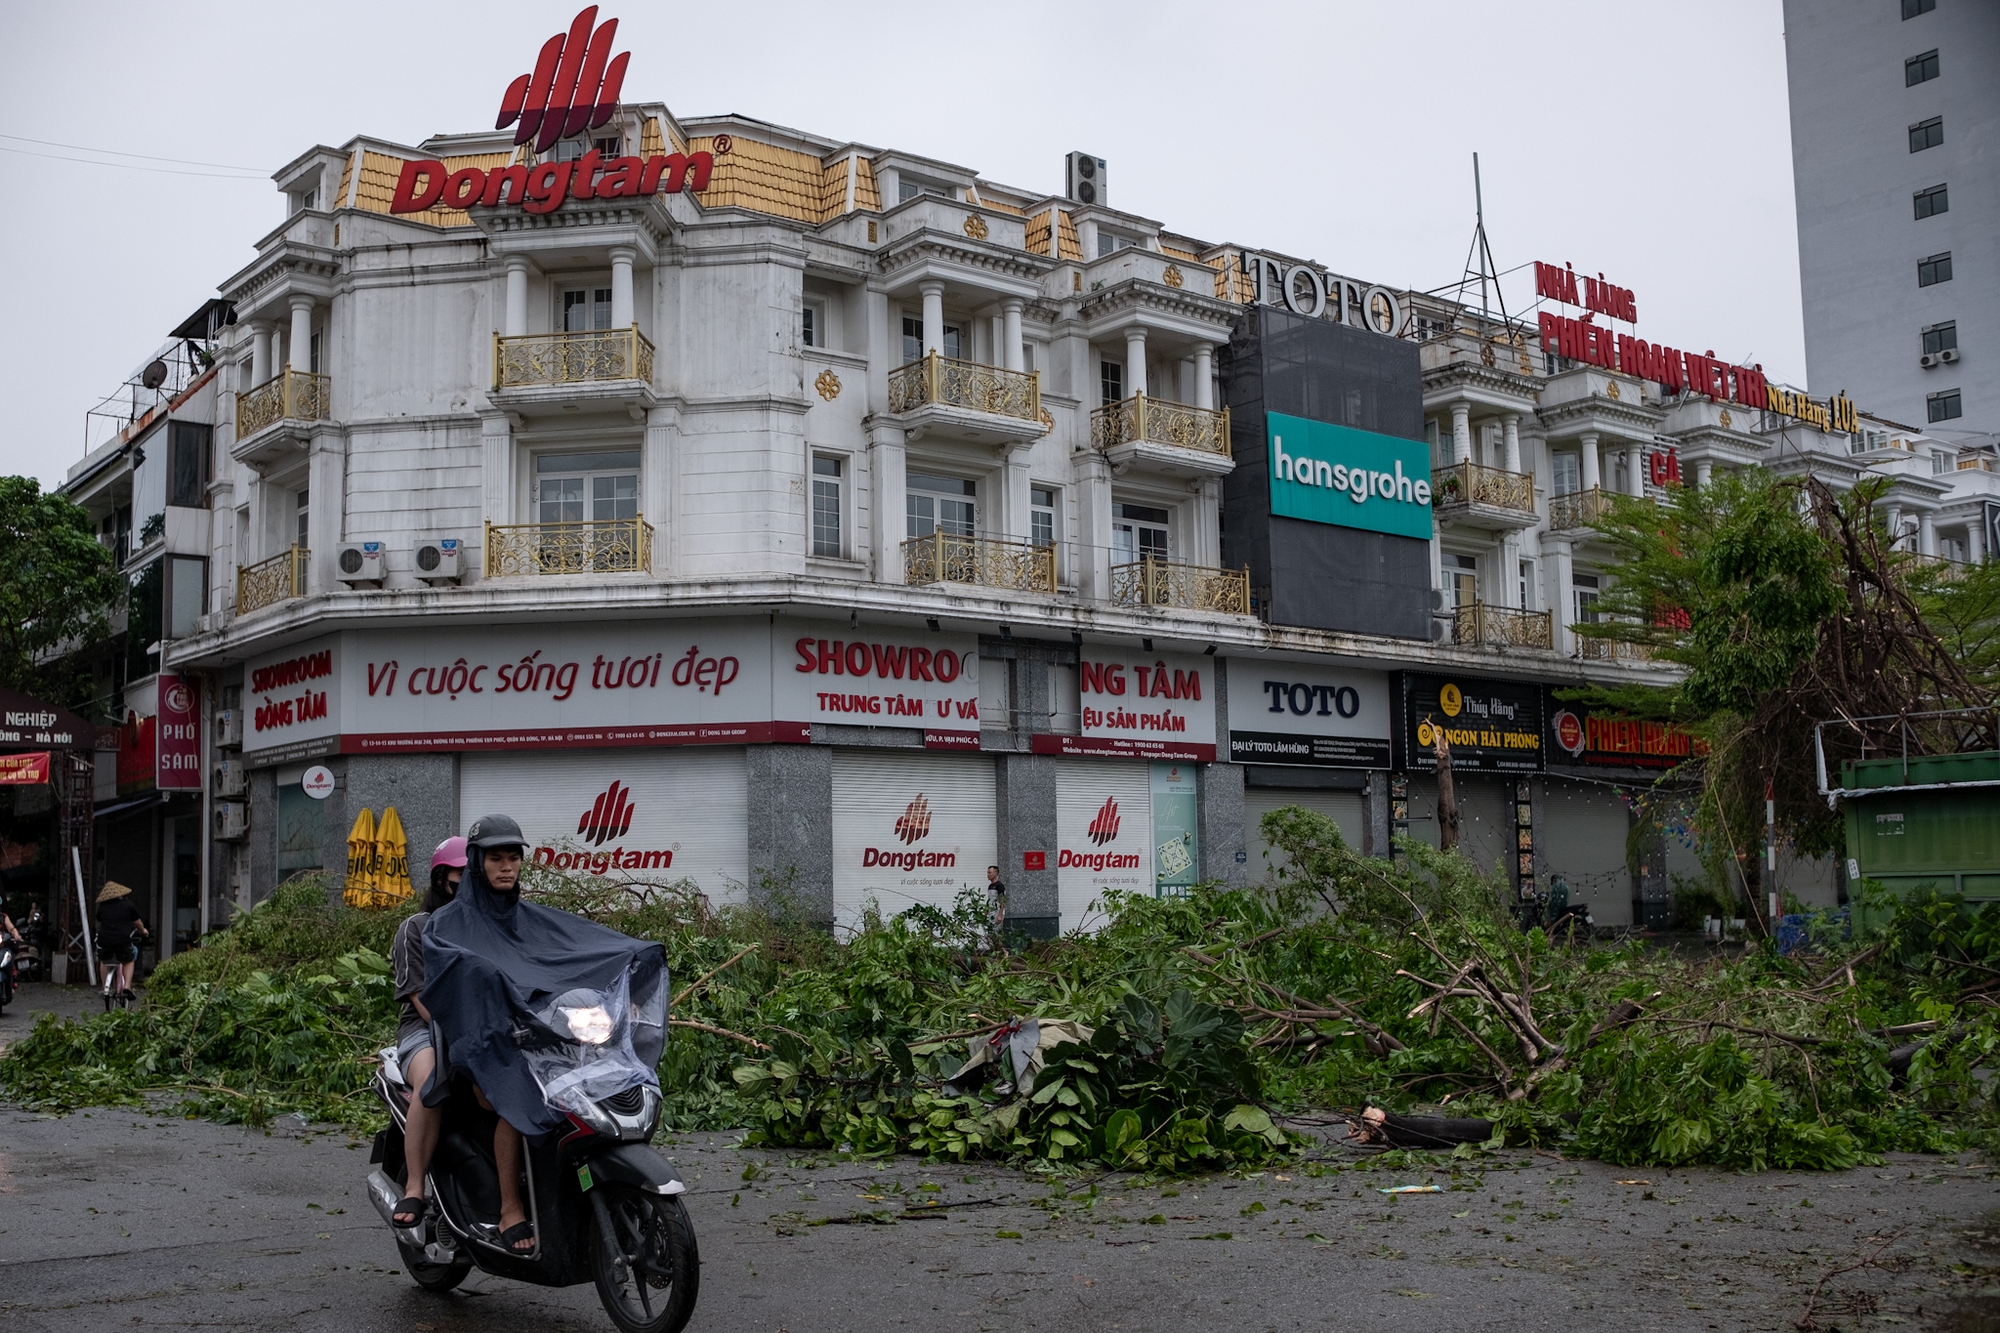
[0,0,1802,489]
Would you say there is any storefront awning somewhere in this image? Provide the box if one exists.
[93,791,168,822]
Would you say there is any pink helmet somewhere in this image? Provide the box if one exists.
[431,836,469,871]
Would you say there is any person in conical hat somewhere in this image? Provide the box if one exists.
[94,880,148,999]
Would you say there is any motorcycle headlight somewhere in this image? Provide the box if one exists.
[561,1004,614,1045]
[564,1095,618,1138]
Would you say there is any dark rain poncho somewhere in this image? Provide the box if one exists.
[421,851,667,1136]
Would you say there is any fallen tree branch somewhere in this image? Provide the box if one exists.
[673,942,759,1007]
[669,1018,771,1051]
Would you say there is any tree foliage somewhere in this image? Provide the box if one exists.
[1573,470,1998,871]
[0,475,123,703]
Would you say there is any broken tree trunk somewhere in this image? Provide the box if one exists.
[1433,722,1460,852]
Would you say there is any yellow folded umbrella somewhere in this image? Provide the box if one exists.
[375,805,413,906]
[343,806,378,908]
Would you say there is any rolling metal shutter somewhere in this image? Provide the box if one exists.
[1540,776,1633,925]
[460,747,748,901]
[831,751,995,933]
[1244,788,1364,879]
[1054,759,1154,933]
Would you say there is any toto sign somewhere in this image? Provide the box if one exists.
[1244,252,1405,338]
[390,5,717,216]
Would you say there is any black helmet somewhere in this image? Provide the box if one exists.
[466,813,528,851]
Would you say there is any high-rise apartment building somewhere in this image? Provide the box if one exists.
[1785,0,1997,439]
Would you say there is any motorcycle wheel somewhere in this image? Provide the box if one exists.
[590,1186,699,1333]
[397,1217,473,1293]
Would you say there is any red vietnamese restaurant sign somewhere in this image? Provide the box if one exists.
[390,6,714,217]
[1536,261,1636,323]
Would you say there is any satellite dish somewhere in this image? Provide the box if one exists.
[141,360,169,391]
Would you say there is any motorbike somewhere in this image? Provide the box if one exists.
[365,968,699,1333]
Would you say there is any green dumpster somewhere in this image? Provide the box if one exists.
[1841,750,2000,924]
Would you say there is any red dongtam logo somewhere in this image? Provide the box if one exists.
[578,779,638,846]
[497,6,630,152]
[1086,797,1122,846]
[390,5,715,216]
[894,795,933,845]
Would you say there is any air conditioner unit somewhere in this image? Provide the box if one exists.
[1920,352,1939,368]
[215,708,243,747]
[1065,151,1106,207]
[335,540,385,583]
[413,536,462,582]
[1941,348,1960,364]
[214,758,247,797]
[214,801,249,841]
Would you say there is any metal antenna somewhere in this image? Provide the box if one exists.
[1448,153,1511,328]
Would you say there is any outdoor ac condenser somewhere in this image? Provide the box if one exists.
[412,536,462,582]
[335,541,385,583]
[213,759,247,797]
[214,801,249,841]
[214,708,243,747]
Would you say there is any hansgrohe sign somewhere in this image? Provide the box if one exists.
[1266,411,1434,541]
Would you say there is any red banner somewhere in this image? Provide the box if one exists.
[158,675,202,791]
[0,751,50,785]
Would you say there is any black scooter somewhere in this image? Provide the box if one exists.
[365,982,698,1333]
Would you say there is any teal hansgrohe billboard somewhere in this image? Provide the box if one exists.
[1266,411,1434,541]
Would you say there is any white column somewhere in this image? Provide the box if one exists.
[1919,511,1937,556]
[1124,326,1147,396]
[1695,459,1713,488]
[1885,505,1903,548]
[288,295,314,371]
[1629,446,1647,498]
[1547,538,1576,656]
[1969,517,1987,564]
[1000,444,1032,543]
[609,247,635,330]
[644,406,675,577]
[304,429,344,592]
[1076,217,1098,261]
[1450,403,1471,465]
[1503,414,1521,473]
[1193,345,1214,410]
[920,282,945,356]
[1001,299,1024,373]
[504,256,530,337]
[1500,533,1522,608]
[479,410,515,562]
[1580,433,1602,491]
[250,323,272,387]
[869,423,907,584]
[1076,448,1114,600]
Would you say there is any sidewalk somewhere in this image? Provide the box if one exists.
[0,979,131,1051]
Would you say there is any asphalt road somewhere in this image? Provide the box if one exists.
[7,1103,2000,1333]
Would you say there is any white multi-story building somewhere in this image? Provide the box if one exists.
[52,23,1999,955]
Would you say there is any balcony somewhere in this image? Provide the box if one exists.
[1574,635,1654,663]
[484,517,653,577]
[1548,486,1613,532]
[1430,461,1537,529]
[886,353,1044,446]
[1092,394,1233,480]
[491,328,656,417]
[903,532,1055,595]
[1452,602,1553,651]
[237,545,308,615]
[1110,558,1253,616]
[233,370,331,469]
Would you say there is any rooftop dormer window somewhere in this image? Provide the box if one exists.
[897,178,954,203]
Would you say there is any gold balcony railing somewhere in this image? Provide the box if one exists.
[1574,634,1654,662]
[236,369,330,438]
[237,545,308,615]
[1548,486,1612,531]
[1452,602,1553,650]
[484,517,653,576]
[903,532,1056,594]
[886,352,1040,422]
[1109,557,1253,615]
[1430,461,1536,515]
[1090,393,1231,458]
[494,327,655,390]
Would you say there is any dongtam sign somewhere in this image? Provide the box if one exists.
[1036,650,1217,762]
[1267,412,1434,541]
[390,5,716,216]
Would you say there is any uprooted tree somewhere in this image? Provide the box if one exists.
[1568,470,2000,904]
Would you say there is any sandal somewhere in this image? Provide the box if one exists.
[391,1196,427,1227]
[498,1220,536,1253]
